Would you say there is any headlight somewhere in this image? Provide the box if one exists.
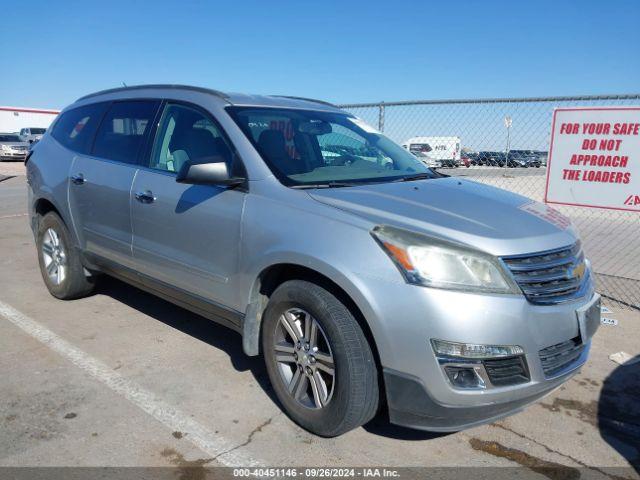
[371,225,519,294]
[0,145,9,151]
[431,339,524,358]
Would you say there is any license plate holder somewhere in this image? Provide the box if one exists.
[576,294,601,344]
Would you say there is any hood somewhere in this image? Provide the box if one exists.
[308,177,577,256]
[0,141,30,148]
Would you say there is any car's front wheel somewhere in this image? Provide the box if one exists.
[262,280,379,437]
[36,212,95,300]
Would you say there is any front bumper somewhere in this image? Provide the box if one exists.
[0,152,27,161]
[356,271,598,431]
[383,360,582,431]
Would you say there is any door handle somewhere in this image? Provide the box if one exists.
[135,190,156,204]
[70,173,86,185]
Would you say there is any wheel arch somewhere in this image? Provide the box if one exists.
[32,195,81,249]
[34,196,61,218]
[242,262,386,407]
[242,262,385,396]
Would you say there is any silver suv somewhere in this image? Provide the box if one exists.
[27,85,600,437]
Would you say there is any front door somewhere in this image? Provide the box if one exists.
[130,102,245,310]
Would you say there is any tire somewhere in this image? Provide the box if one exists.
[36,212,95,300]
[262,280,379,437]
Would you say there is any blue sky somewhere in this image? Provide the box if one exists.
[1,0,639,109]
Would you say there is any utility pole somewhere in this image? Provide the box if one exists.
[504,116,512,173]
[378,102,385,133]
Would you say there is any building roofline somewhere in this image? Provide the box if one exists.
[0,106,60,115]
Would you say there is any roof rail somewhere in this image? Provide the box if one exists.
[76,84,228,102]
[272,95,338,108]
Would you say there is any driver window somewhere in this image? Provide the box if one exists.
[149,104,232,173]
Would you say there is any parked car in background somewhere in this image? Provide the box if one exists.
[0,133,30,161]
[20,127,47,144]
[402,136,461,168]
[459,153,471,168]
[507,150,541,168]
[27,85,599,437]
[477,151,505,166]
[533,150,548,166]
[463,151,480,166]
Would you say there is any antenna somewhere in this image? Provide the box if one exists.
[121,81,127,87]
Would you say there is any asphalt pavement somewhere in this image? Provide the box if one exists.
[0,172,638,476]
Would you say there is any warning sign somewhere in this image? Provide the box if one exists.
[544,107,640,211]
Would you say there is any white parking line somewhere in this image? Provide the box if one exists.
[0,300,261,467]
[0,213,28,219]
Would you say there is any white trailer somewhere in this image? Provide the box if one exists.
[0,106,59,135]
[402,136,461,168]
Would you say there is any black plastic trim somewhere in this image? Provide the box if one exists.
[83,252,243,333]
[383,368,569,432]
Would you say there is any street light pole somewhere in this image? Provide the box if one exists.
[504,116,512,173]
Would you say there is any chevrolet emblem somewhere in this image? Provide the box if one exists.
[571,261,586,279]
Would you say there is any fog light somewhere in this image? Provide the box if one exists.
[445,367,482,388]
[431,339,524,359]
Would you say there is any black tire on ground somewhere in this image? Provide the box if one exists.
[36,212,95,300]
[262,280,379,437]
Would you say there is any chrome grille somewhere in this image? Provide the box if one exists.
[539,337,585,377]
[502,242,588,304]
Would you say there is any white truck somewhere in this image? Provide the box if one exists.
[0,106,59,143]
[402,136,461,168]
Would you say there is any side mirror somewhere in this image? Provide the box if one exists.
[176,157,245,187]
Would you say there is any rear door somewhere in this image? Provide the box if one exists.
[130,102,245,310]
[68,100,160,268]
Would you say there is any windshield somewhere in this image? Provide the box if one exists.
[30,128,46,134]
[227,107,435,187]
[0,135,21,142]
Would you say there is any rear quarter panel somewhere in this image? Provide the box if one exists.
[27,137,76,243]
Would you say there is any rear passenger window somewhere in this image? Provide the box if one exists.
[91,100,159,164]
[51,103,108,154]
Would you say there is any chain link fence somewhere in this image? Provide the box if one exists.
[339,95,640,310]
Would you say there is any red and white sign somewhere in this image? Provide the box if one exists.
[545,107,640,212]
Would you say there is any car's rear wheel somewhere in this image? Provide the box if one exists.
[37,212,95,300]
[262,280,379,437]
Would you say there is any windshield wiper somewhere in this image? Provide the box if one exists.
[392,173,435,183]
[291,181,360,189]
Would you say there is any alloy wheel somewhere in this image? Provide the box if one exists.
[273,308,335,409]
[41,227,67,285]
